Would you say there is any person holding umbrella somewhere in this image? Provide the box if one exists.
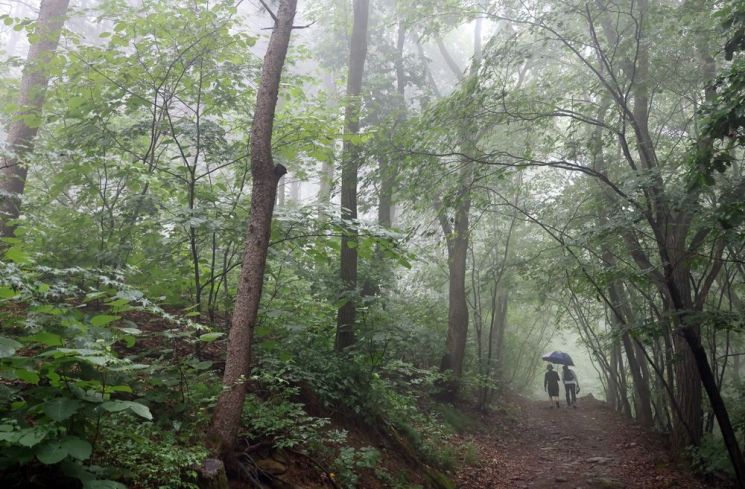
[562,364,580,407]
[542,351,576,408]
[544,364,561,408]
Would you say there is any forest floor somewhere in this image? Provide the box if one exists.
[453,393,717,489]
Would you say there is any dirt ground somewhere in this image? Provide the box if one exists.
[454,393,719,489]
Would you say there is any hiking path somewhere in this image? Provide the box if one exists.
[454,394,715,489]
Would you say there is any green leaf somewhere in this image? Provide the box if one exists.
[0,336,22,358]
[198,332,224,343]
[36,441,68,464]
[98,400,130,413]
[24,331,63,347]
[44,398,82,422]
[32,304,65,315]
[0,431,20,443]
[99,400,152,420]
[0,286,18,299]
[18,428,47,447]
[15,368,40,384]
[126,401,152,420]
[90,315,120,327]
[4,246,31,264]
[61,436,92,460]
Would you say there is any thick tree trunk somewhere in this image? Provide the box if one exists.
[209,0,296,457]
[336,0,369,351]
[438,164,472,388]
[0,0,70,238]
[436,17,482,398]
[667,262,703,449]
[442,219,469,379]
[196,458,229,489]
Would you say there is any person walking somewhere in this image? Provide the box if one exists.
[544,364,561,408]
[562,365,580,407]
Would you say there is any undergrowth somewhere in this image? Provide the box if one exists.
[0,258,480,489]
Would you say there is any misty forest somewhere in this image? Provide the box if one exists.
[1,0,745,488]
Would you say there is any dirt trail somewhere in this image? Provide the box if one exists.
[454,394,715,489]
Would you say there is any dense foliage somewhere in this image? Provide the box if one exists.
[1,0,744,487]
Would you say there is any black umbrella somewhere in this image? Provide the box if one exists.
[542,351,574,366]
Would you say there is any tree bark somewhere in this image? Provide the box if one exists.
[0,0,70,238]
[680,324,745,487]
[209,0,295,457]
[606,279,654,427]
[440,181,471,380]
[336,0,370,351]
[434,18,482,398]
[607,338,619,410]
[196,458,229,489]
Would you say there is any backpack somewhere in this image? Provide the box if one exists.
[564,369,574,381]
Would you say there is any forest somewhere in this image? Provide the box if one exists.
[1,0,745,488]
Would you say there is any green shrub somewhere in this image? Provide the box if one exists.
[332,446,381,488]
[241,392,331,449]
[0,260,214,488]
[98,421,208,489]
[689,433,739,478]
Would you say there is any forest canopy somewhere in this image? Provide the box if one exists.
[1,0,745,488]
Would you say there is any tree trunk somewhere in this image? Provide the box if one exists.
[336,0,369,351]
[680,325,745,487]
[438,163,472,390]
[0,0,70,238]
[442,212,469,379]
[603,261,655,427]
[633,339,655,415]
[196,458,229,489]
[621,331,654,427]
[435,17,482,398]
[607,338,620,409]
[209,0,296,457]
[616,341,632,417]
[667,265,704,449]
